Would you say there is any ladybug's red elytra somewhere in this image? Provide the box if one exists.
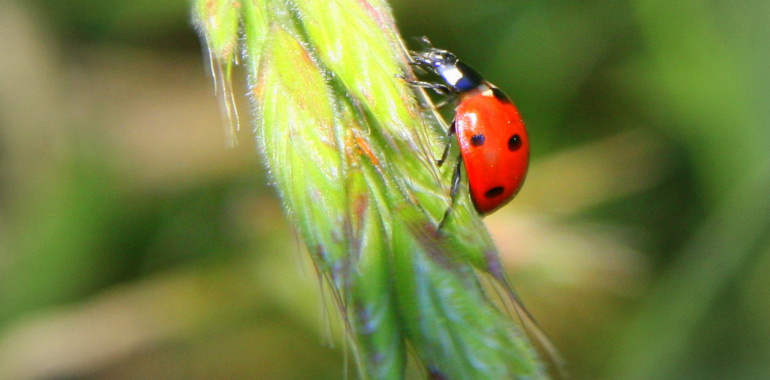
[405,38,529,228]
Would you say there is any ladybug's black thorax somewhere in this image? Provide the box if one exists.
[413,48,485,93]
[436,61,484,93]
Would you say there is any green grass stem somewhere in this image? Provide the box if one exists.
[193,1,548,378]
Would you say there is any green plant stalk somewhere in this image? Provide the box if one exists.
[193,0,547,378]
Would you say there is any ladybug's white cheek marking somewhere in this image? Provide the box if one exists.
[442,66,464,87]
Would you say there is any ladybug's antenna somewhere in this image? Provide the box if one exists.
[410,35,434,48]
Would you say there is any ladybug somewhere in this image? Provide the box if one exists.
[405,38,529,227]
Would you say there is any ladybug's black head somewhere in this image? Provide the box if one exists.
[410,41,484,93]
[411,48,459,70]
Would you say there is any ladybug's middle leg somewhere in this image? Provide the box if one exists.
[436,120,456,167]
[437,154,463,231]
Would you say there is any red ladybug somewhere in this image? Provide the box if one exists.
[406,38,529,227]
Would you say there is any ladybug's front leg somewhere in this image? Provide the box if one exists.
[399,75,453,96]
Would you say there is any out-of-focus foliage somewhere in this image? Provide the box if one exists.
[0,0,768,379]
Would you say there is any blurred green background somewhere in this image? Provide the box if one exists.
[1,0,768,379]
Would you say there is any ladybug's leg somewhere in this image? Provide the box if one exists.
[436,120,456,167]
[447,155,463,202]
[397,73,456,108]
[432,96,456,110]
[399,76,453,96]
[437,154,463,230]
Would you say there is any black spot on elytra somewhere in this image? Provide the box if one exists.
[491,87,511,103]
[508,134,521,151]
[470,134,485,146]
[485,186,504,199]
